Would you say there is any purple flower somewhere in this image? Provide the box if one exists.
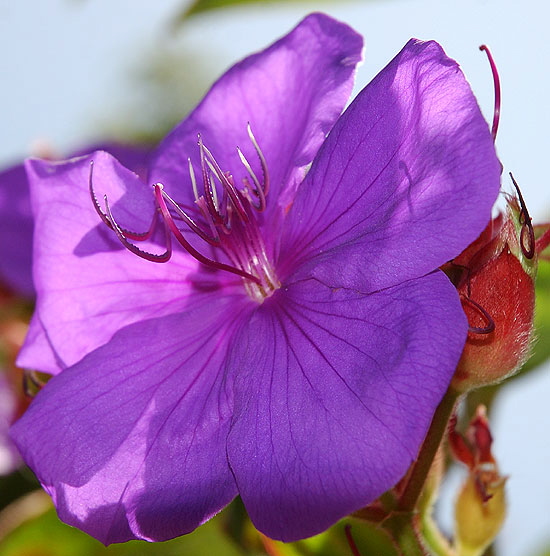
[0,371,21,474]
[11,14,500,545]
[0,144,150,298]
[0,163,35,297]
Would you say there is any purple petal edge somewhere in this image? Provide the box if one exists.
[280,39,500,292]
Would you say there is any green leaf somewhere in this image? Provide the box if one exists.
[0,505,248,556]
[178,0,348,21]
[0,496,401,556]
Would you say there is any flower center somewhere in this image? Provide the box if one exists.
[90,125,280,303]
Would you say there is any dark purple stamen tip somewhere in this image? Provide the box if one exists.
[509,172,535,259]
[104,194,172,263]
[89,161,158,243]
[23,369,48,398]
[461,295,496,335]
[479,45,501,142]
[89,161,171,262]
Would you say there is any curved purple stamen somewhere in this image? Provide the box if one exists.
[198,137,249,225]
[89,160,158,242]
[509,172,535,259]
[153,184,261,284]
[103,195,172,263]
[90,162,171,262]
[461,294,496,334]
[90,128,277,298]
[479,45,501,142]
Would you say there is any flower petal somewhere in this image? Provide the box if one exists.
[19,152,236,374]
[149,13,363,228]
[74,142,152,181]
[0,144,150,299]
[227,271,466,541]
[280,39,501,292]
[0,163,34,297]
[11,291,252,544]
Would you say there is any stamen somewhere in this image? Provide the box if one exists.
[160,187,219,245]
[89,161,158,242]
[90,127,278,300]
[479,45,501,141]
[200,138,249,223]
[104,194,172,263]
[197,136,223,226]
[238,147,266,211]
[461,294,496,334]
[153,184,261,284]
[247,123,270,196]
[509,172,535,259]
[188,157,200,203]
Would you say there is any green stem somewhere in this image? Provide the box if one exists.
[383,513,427,556]
[398,387,460,512]
[421,514,456,556]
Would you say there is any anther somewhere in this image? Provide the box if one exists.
[479,45,501,142]
[509,172,535,259]
[90,161,157,241]
[461,294,496,335]
[199,137,249,223]
[246,123,270,196]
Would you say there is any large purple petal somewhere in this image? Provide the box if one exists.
[19,152,236,374]
[280,39,500,292]
[149,13,363,231]
[227,272,466,541]
[11,290,252,543]
[0,164,34,297]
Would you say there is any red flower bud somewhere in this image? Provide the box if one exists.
[444,183,539,391]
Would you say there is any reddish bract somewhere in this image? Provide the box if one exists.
[444,199,537,390]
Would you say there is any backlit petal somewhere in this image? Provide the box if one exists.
[19,152,239,374]
[11,291,251,543]
[150,13,363,234]
[280,39,500,292]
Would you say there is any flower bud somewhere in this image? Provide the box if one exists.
[450,406,507,556]
[455,473,506,556]
[444,188,538,391]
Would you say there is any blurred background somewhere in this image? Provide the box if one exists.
[1,1,548,555]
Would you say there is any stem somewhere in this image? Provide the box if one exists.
[421,514,456,556]
[398,387,461,512]
[344,525,362,556]
[258,533,286,556]
[535,225,550,255]
[383,514,427,556]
